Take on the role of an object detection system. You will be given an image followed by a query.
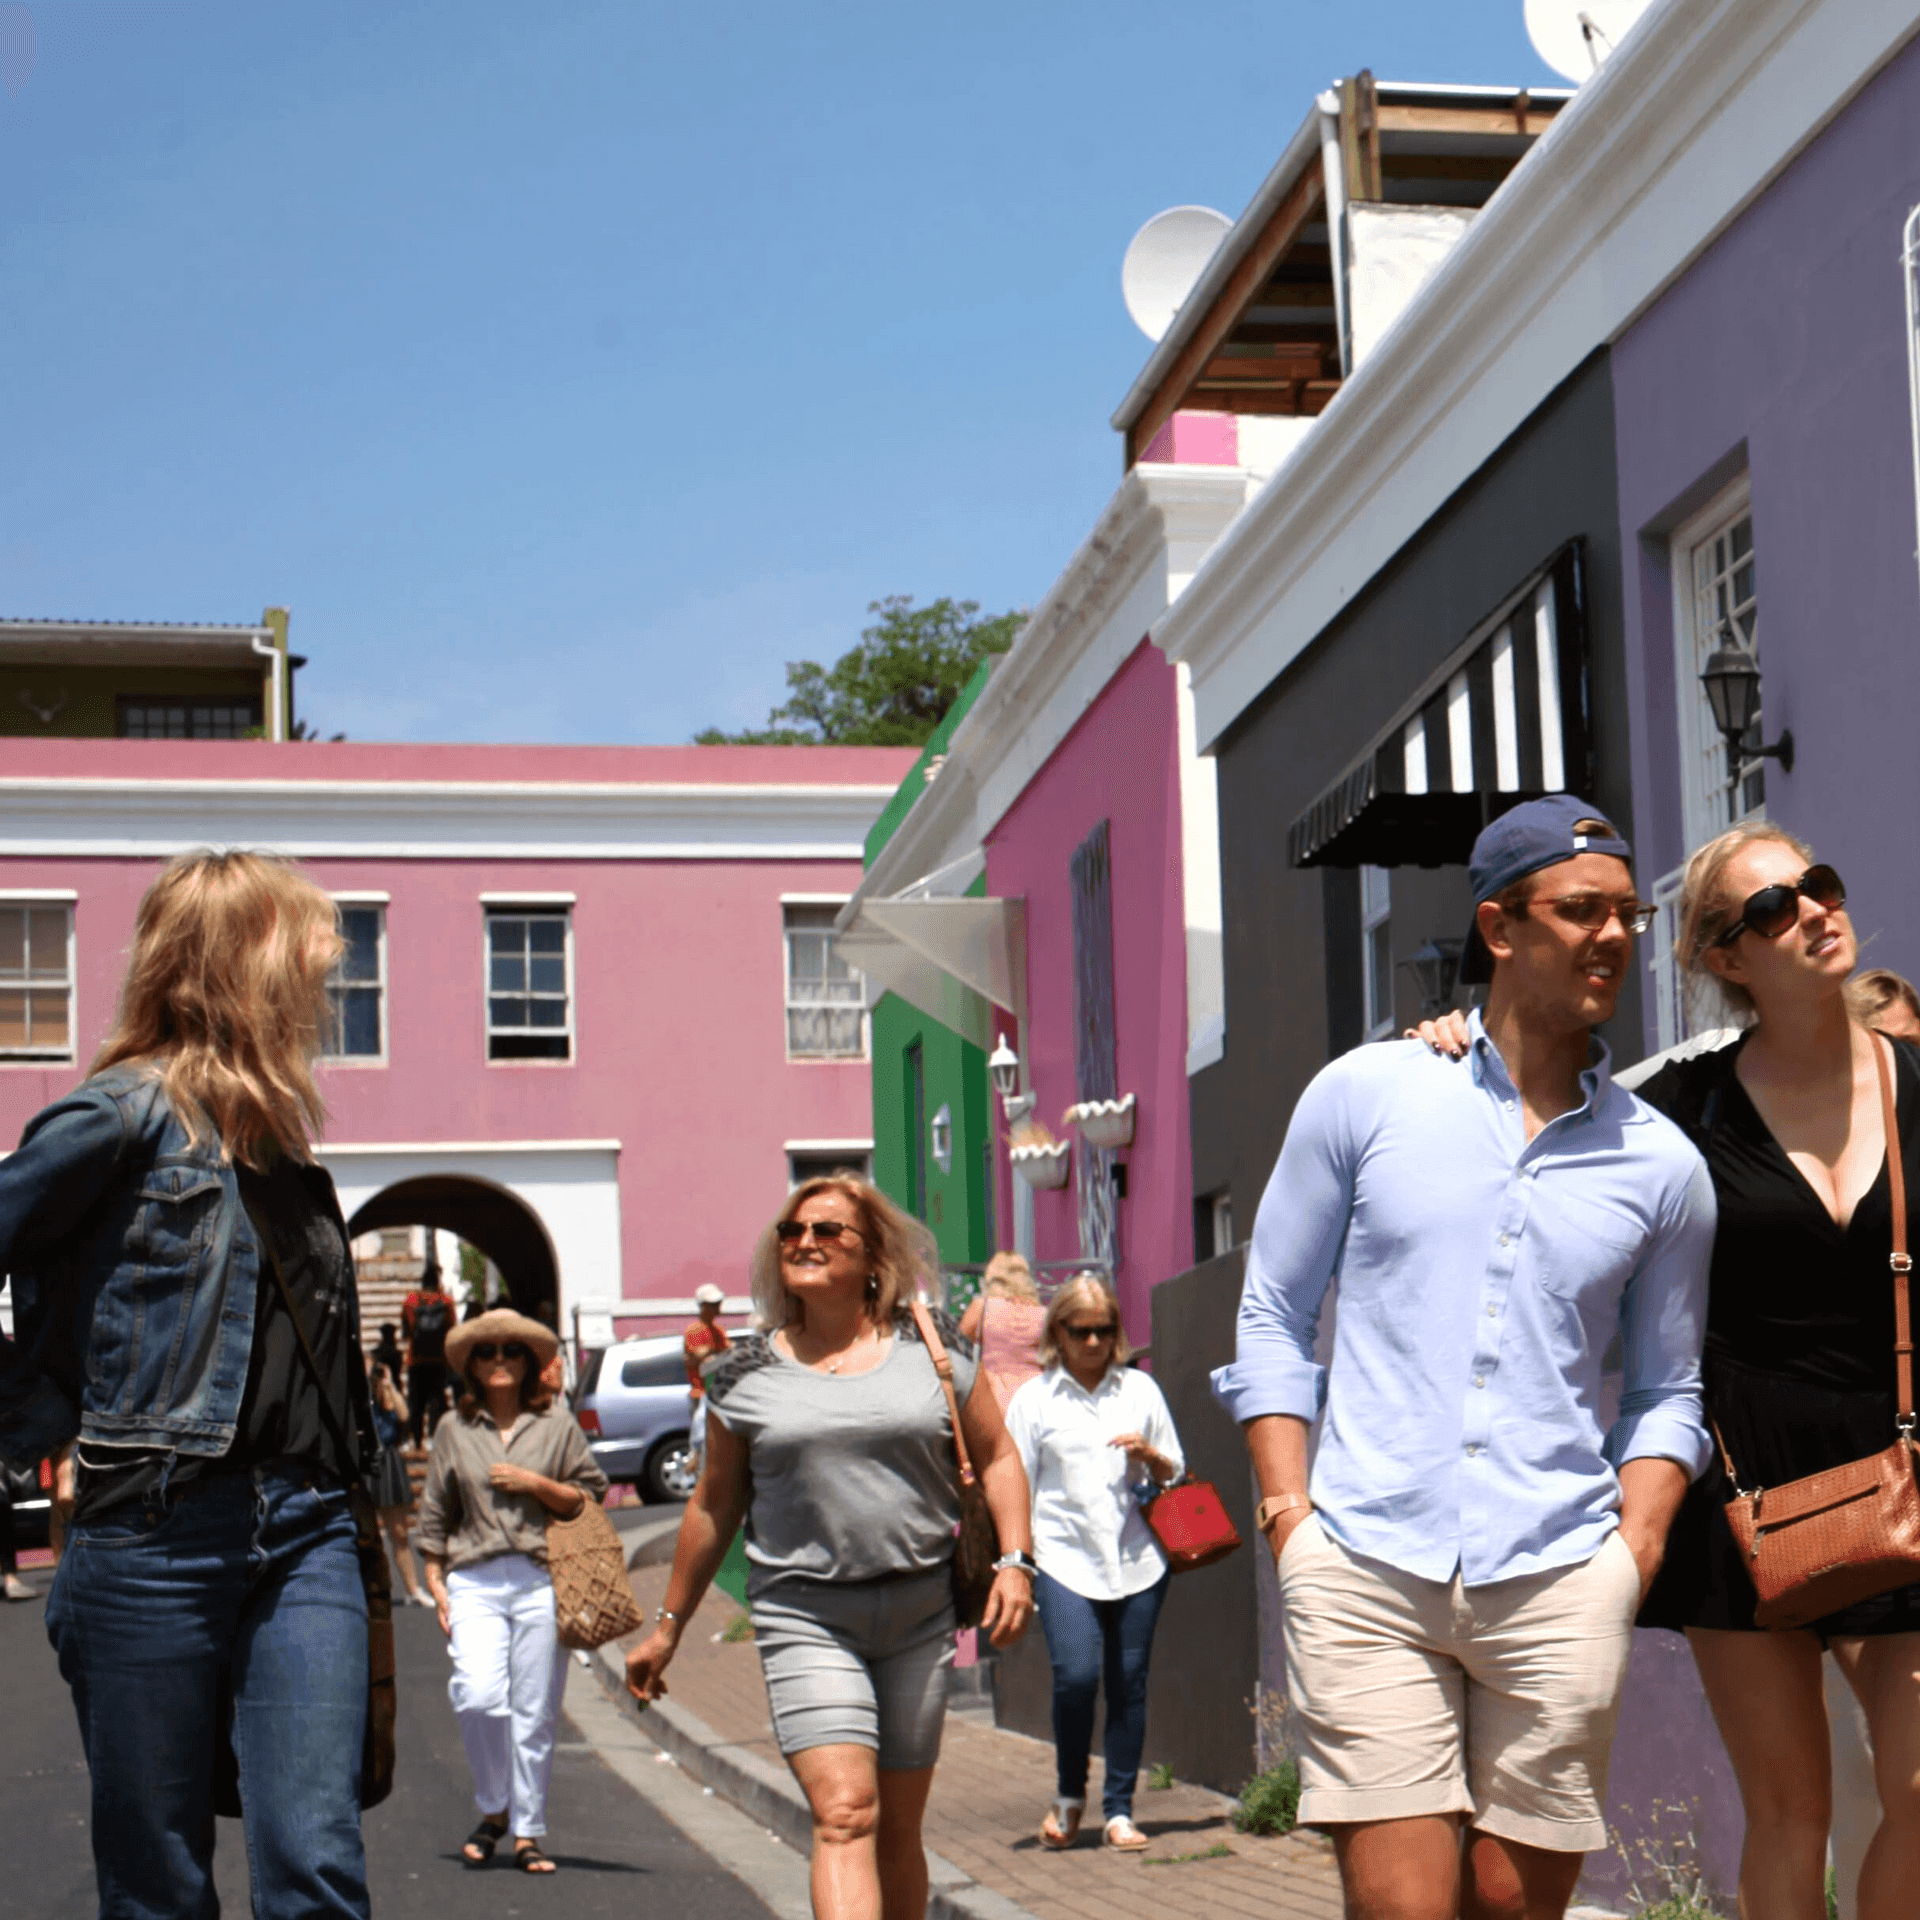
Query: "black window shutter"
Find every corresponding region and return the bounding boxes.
[1071,821,1117,1104]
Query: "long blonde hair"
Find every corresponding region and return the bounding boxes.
[1038,1273,1131,1369]
[981,1250,1039,1304]
[92,850,343,1167]
[748,1173,938,1330]
[1673,821,1816,1020]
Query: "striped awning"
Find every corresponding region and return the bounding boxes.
[1287,543,1591,869]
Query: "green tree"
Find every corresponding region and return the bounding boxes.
[696,595,1026,746]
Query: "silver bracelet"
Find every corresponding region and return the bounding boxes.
[993,1551,1037,1576]
[656,1606,681,1626]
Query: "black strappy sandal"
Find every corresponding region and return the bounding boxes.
[513,1840,556,1874]
[461,1818,508,1867]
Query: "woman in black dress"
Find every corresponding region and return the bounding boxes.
[1630,823,1920,1920]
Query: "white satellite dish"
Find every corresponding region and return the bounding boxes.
[1524,0,1652,83]
[1122,205,1232,342]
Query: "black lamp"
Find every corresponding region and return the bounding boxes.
[1699,624,1793,787]
[1403,938,1463,1017]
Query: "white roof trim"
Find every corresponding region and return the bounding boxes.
[321,1139,621,1155]
[783,1138,876,1152]
[1153,0,1920,749]
[479,892,576,906]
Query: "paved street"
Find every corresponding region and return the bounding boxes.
[0,1558,783,1920]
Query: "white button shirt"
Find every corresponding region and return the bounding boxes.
[1005,1363,1185,1601]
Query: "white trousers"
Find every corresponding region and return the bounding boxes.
[446,1553,569,1837]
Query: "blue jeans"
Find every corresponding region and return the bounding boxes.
[1033,1566,1170,1821]
[45,1464,370,1920]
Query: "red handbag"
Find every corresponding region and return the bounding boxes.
[1146,1476,1243,1573]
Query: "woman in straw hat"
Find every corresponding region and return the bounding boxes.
[626,1174,1037,1920]
[2,849,377,1918]
[418,1306,607,1874]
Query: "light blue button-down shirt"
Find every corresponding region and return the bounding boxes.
[1212,1011,1716,1586]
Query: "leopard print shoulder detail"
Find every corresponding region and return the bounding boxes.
[703,1331,779,1405]
[894,1302,976,1362]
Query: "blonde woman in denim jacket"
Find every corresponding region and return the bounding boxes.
[0,851,376,1920]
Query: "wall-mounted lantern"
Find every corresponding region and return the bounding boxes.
[988,1033,1033,1121]
[1700,624,1793,793]
[1402,938,1463,1018]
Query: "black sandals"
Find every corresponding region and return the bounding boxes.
[461,1818,508,1867]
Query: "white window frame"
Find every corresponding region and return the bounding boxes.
[783,900,869,1063]
[787,1143,874,1187]
[484,905,575,1065]
[0,892,77,1065]
[1670,477,1762,857]
[322,899,387,1066]
[1360,865,1394,1041]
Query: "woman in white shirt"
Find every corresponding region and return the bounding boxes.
[1004,1274,1183,1853]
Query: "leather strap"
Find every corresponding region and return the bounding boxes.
[1874,1034,1914,1425]
[908,1299,978,1492]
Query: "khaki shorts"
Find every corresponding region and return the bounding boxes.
[1278,1515,1640,1852]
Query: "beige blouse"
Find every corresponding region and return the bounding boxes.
[415,1402,609,1574]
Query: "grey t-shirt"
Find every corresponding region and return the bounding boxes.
[704,1305,979,1594]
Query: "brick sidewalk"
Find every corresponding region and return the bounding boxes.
[619,1564,1344,1920]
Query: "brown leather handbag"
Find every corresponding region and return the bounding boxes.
[1717,1036,1920,1630]
[910,1300,1000,1628]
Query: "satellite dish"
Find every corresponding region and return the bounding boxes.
[1122,206,1232,342]
[1524,0,1652,83]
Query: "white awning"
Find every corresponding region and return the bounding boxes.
[832,895,1025,1053]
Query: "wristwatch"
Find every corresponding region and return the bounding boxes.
[1255,1494,1310,1535]
[992,1550,1038,1576]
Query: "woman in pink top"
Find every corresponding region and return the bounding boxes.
[958,1253,1047,1411]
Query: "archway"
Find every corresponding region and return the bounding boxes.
[346,1175,560,1325]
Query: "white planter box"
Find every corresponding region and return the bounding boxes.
[1010,1141,1072,1190]
[1065,1093,1136,1150]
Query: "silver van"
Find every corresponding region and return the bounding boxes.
[574,1334,700,1503]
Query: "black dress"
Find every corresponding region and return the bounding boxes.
[1637,1031,1920,1639]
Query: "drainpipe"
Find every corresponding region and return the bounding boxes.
[1318,90,1353,378]
[251,628,286,741]
[1905,205,1920,615]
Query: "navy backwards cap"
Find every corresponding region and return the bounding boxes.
[1457,795,1633,986]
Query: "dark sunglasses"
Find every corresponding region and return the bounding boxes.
[1523,893,1657,936]
[1063,1322,1118,1341]
[471,1341,530,1363]
[775,1219,863,1247]
[1715,865,1847,947]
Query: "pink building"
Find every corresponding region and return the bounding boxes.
[0,738,914,1346]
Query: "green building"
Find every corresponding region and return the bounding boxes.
[857,664,997,1291]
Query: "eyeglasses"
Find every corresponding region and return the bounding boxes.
[1523,894,1657,936]
[1715,865,1847,947]
[471,1342,530,1363]
[775,1220,863,1247]
[1063,1322,1118,1342]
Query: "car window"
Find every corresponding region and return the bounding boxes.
[621,1352,688,1390]
[577,1349,604,1398]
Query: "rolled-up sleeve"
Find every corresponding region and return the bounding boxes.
[1210,1063,1358,1426]
[1606,1152,1716,1480]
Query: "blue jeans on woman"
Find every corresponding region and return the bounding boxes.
[45,1463,370,1920]
[1033,1565,1171,1821]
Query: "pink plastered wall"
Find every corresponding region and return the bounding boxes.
[1135,410,1238,467]
[982,638,1194,1346]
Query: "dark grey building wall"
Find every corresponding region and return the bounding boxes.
[1192,349,1635,1218]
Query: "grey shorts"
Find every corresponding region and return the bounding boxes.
[751,1568,955,1771]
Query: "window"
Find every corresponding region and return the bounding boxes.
[784,904,867,1059]
[323,905,385,1060]
[1194,1189,1234,1263]
[788,1147,873,1187]
[1674,486,1761,854]
[0,902,74,1060]
[1360,865,1393,1040]
[378,1229,412,1258]
[117,697,262,740]
[620,1352,690,1390]
[486,909,572,1061]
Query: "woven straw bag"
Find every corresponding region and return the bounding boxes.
[547,1497,645,1650]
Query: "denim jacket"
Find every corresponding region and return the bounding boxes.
[0,1066,359,1471]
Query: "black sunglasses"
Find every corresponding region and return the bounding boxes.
[775,1220,862,1246]
[1063,1322,1118,1341]
[1715,864,1847,947]
[471,1341,530,1363]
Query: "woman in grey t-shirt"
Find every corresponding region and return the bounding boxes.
[626,1175,1036,1920]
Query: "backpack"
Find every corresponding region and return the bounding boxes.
[411,1293,451,1361]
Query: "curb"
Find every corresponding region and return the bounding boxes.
[589,1643,1039,1920]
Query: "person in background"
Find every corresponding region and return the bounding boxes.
[2,848,377,1918]
[957,1251,1046,1411]
[683,1282,732,1476]
[418,1307,607,1875]
[1846,967,1920,1043]
[403,1253,455,1447]
[368,1355,431,1608]
[1005,1273,1182,1852]
[372,1322,406,1387]
[1,1458,32,1601]
[626,1175,1036,1920]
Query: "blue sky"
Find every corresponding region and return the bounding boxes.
[0,2,1562,743]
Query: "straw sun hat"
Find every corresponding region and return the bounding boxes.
[445,1307,560,1376]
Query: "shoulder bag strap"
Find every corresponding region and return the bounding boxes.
[1873,1035,1915,1430]
[241,1189,370,1491]
[908,1300,978,1491]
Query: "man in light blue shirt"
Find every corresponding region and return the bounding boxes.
[1214,796,1714,1920]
